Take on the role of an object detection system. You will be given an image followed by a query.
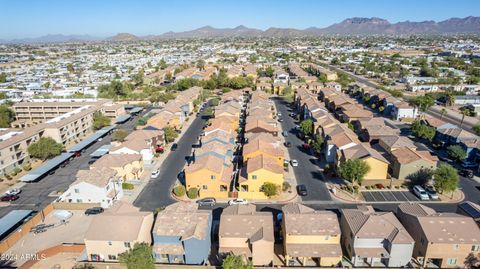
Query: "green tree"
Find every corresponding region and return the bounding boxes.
[0,105,15,128]
[118,243,154,269]
[27,137,63,160]
[446,145,467,162]
[66,63,75,73]
[112,129,129,142]
[0,92,7,100]
[433,164,459,194]
[409,95,435,117]
[411,120,436,141]
[299,119,314,137]
[0,73,7,83]
[173,185,186,197]
[196,59,206,71]
[339,159,370,186]
[312,135,324,154]
[203,107,214,117]
[222,254,253,269]
[262,182,279,198]
[460,108,472,128]
[440,108,447,120]
[187,187,199,199]
[132,68,144,85]
[98,80,131,99]
[163,126,178,143]
[473,124,480,136]
[93,112,111,130]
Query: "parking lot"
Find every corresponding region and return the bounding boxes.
[362,190,424,202]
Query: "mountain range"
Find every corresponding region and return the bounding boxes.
[3,16,480,44]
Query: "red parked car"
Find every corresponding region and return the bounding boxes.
[1,195,19,201]
[302,143,311,149]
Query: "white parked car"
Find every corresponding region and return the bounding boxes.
[277,112,282,117]
[228,198,248,205]
[5,188,21,196]
[413,185,429,201]
[151,170,160,179]
[291,160,299,167]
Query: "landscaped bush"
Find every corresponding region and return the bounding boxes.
[122,182,134,190]
[22,164,32,171]
[187,187,198,199]
[282,182,291,192]
[13,167,22,174]
[173,185,186,197]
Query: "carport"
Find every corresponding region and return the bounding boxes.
[115,114,131,124]
[67,125,116,153]
[0,210,33,240]
[20,152,74,182]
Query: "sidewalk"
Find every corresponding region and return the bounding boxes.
[122,114,198,203]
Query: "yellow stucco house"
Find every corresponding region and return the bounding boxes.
[282,203,342,267]
[339,143,390,182]
[90,154,143,181]
[242,138,284,166]
[238,155,284,199]
[185,154,233,198]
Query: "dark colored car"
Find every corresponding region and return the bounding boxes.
[196,197,216,207]
[459,169,474,178]
[284,141,292,147]
[171,143,178,151]
[296,184,307,196]
[1,194,19,201]
[85,207,104,216]
[88,159,97,164]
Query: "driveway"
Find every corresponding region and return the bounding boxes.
[273,97,332,202]
[133,106,210,211]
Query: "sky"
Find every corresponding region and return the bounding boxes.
[2,0,480,39]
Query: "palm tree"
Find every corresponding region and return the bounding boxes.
[445,91,455,107]
[440,108,447,120]
[460,108,472,128]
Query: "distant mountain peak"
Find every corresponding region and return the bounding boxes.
[109,33,138,41]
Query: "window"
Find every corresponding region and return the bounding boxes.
[108,255,117,260]
[252,175,257,180]
[76,199,82,203]
[447,258,457,265]
[220,185,227,192]
[420,238,425,245]
[472,245,480,252]
[74,188,80,193]
[202,185,208,190]
[108,241,112,246]
[124,242,131,248]
[210,175,216,180]
[454,244,459,250]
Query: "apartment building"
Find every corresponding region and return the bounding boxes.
[11,99,111,125]
[0,105,98,176]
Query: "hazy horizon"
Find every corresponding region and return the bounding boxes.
[1,0,480,39]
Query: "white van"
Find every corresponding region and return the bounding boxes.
[413,185,429,201]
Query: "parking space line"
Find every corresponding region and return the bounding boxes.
[400,191,412,201]
[390,191,399,201]
[378,191,388,201]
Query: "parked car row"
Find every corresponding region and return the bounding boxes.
[413,185,438,201]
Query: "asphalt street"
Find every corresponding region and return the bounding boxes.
[133,107,210,211]
[0,109,148,218]
[273,97,332,202]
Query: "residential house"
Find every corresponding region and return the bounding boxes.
[390,147,438,180]
[219,204,274,266]
[152,202,212,265]
[185,154,233,198]
[341,205,414,267]
[238,154,284,199]
[58,167,123,208]
[84,202,154,262]
[378,135,417,154]
[282,203,342,267]
[339,143,390,181]
[242,137,284,166]
[397,203,480,268]
[90,154,143,181]
[110,129,164,165]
